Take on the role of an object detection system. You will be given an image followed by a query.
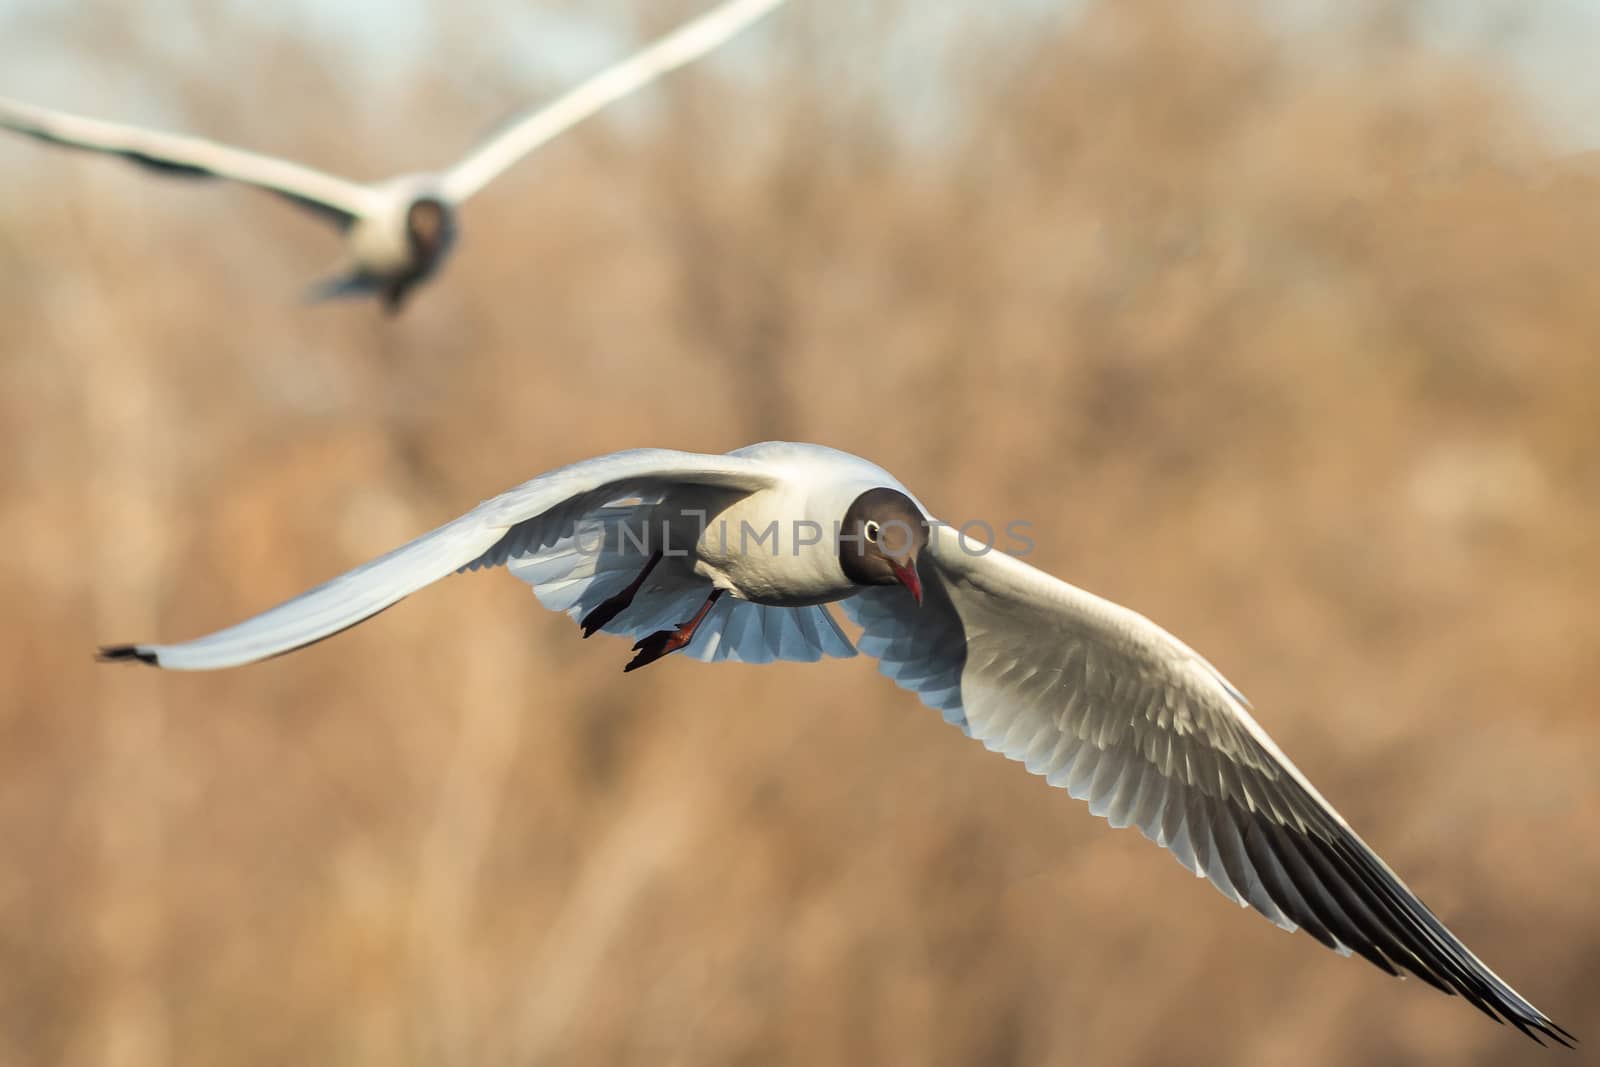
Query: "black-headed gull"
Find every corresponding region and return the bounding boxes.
[0,0,784,312]
[98,441,1571,1045]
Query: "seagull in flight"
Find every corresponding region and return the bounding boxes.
[99,441,1574,1046]
[0,0,786,312]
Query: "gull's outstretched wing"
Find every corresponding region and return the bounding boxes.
[100,449,779,671]
[440,0,786,202]
[843,524,1572,1046]
[0,95,376,224]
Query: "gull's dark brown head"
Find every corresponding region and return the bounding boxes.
[405,197,454,266]
[839,487,927,604]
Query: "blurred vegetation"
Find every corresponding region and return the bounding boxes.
[0,0,1596,1064]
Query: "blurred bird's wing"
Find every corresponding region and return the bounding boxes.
[100,449,780,671]
[0,95,377,225]
[439,0,786,203]
[843,523,1572,1046]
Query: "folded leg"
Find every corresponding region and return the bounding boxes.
[625,589,724,672]
[580,548,663,638]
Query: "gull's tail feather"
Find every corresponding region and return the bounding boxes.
[304,269,378,305]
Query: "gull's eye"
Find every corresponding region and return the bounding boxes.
[864,520,880,544]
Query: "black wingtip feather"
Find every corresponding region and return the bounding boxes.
[1318,836,1577,1048]
[96,644,158,665]
[1225,802,1575,1047]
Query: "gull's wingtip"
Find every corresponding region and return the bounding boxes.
[1493,1000,1576,1049]
[1540,1017,1578,1050]
[96,644,159,666]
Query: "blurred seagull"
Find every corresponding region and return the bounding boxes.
[98,441,1573,1046]
[0,0,785,312]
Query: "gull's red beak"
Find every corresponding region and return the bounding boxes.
[889,559,922,606]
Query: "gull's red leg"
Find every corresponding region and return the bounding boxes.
[581,549,664,638]
[624,589,725,673]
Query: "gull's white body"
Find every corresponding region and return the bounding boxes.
[692,442,912,606]
[335,176,455,294]
[100,441,1570,1046]
[0,0,786,310]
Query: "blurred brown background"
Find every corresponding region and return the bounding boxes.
[1,0,1596,1063]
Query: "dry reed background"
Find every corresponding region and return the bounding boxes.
[1,0,1596,1064]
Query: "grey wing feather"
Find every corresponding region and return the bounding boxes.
[843,523,1571,1047]
[0,95,374,225]
[441,0,787,201]
[101,450,776,671]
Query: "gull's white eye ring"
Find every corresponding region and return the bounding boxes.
[864,520,881,544]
